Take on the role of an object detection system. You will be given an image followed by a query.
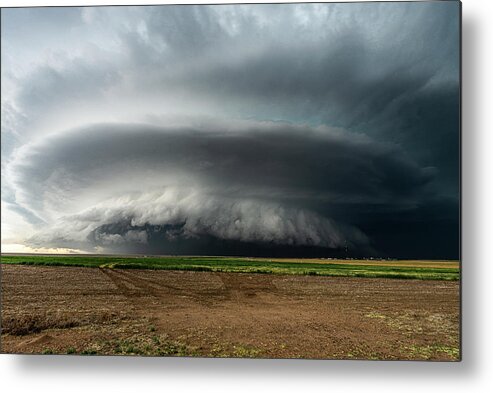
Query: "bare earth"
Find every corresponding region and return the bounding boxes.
[0,264,460,360]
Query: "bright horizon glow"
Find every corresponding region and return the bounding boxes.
[1,243,86,254]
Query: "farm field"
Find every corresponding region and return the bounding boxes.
[0,254,460,281]
[0,260,460,360]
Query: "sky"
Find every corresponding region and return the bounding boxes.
[0,2,460,258]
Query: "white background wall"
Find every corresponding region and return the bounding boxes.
[0,0,491,392]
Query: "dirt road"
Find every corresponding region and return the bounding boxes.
[0,264,460,360]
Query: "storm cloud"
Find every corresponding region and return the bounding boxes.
[1,2,460,258]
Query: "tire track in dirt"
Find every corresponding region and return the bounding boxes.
[115,270,229,307]
[105,269,163,297]
[111,269,188,293]
[102,268,276,305]
[99,268,134,297]
[101,269,216,306]
[99,268,159,298]
[110,269,245,306]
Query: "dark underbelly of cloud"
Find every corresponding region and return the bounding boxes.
[7,120,440,256]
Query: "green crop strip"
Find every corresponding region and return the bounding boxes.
[0,255,459,281]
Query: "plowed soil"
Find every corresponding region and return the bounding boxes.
[0,264,460,360]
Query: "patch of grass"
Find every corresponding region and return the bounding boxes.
[107,335,198,356]
[157,341,194,356]
[365,310,459,345]
[0,255,459,281]
[209,344,229,358]
[66,347,76,354]
[41,348,54,355]
[208,343,262,358]
[80,349,99,355]
[404,344,460,360]
[336,347,388,361]
[232,345,262,358]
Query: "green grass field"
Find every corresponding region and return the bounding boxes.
[0,254,459,281]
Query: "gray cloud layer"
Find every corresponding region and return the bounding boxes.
[1,3,460,257]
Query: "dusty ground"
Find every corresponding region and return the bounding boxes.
[0,264,460,360]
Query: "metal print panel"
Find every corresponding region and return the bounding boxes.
[0,1,461,360]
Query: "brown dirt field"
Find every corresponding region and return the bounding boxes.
[0,264,460,360]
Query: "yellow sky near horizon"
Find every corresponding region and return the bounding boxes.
[0,243,86,254]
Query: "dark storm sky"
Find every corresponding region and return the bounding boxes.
[1,2,460,258]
